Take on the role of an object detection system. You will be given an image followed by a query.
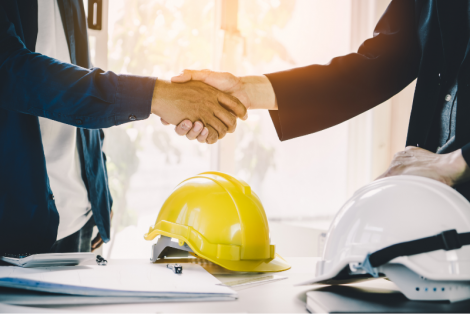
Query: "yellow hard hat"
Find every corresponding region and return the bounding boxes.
[144,171,290,272]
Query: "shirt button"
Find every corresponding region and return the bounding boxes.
[445,94,452,101]
[128,115,137,121]
[76,119,83,125]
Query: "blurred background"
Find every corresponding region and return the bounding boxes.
[84,0,416,258]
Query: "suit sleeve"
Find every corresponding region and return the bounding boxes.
[0,5,155,129]
[461,144,470,167]
[265,0,420,141]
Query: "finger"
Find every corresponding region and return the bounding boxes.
[171,70,193,83]
[217,92,248,120]
[197,127,209,143]
[171,69,211,83]
[175,120,193,136]
[161,118,170,126]
[214,108,237,133]
[186,121,204,140]
[394,150,411,158]
[91,241,103,252]
[91,235,104,251]
[405,146,423,156]
[207,117,228,140]
[205,125,219,144]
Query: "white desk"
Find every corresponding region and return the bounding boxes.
[1,257,321,313]
[24,257,318,314]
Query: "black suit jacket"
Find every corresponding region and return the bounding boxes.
[266,0,470,199]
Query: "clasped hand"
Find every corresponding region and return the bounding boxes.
[151,78,247,144]
[157,69,276,143]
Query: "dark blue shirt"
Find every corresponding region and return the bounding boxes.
[435,81,458,153]
[0,1,156,253]
[431,0,469,155]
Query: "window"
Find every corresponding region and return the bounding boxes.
[232,1,353,222]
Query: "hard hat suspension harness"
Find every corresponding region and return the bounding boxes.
[358,229,470,277]
[150,236,194,262]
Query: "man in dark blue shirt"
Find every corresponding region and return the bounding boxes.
[0,1,247,254]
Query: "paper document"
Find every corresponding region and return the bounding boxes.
[0,253,95,267]
[0,304,93,314]
[0,262,236,300]
[217,275,287,287]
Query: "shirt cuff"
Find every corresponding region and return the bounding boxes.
[114,74,156,125]
[461,143,470,166]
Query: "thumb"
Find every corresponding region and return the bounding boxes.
[171,69,212,83]
[171,69,193,83]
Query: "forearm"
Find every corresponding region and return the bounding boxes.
[0,50,154,128]
[1,7,154,129]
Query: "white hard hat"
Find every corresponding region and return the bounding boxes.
[300,175,470,302]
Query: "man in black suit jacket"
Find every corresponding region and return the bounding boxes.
[170,0,470,199]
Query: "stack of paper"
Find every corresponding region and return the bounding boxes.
[0,253,95,267]
[0,303,66,313]
[0,262,236,302]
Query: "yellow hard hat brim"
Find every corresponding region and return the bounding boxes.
[210,253,291,273]
[145,229,291,273]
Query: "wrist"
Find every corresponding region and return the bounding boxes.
[445,149,470,185]
[240,75,277,110]
[151,79,167,117]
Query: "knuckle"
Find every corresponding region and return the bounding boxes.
[241,106,247,116]
[210,132,219,142]
[219,127,228,138]
[207,136,217,144]
[226,117,236,133]
[228,123,236,133]
[394,151,405,158]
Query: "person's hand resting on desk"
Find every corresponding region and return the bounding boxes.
[159,70,276,141]
[376,146,470,186]
[153,78,247,144]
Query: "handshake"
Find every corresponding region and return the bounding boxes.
[151,70,277,144]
